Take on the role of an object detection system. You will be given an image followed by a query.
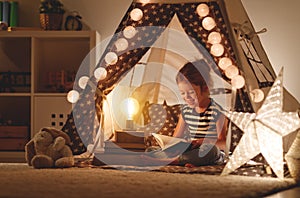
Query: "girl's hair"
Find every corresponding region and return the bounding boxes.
[176,59,212,91]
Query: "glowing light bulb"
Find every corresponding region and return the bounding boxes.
[225,65,239,79]
[210,43,224,57]
[78,76,89,89]
[218,57,232,70]
[231,75,245,89]
[250,89,265,103]
[123,26,137,39]
[67,90,79,104]
[208,32,222,44]
[121,97,140,120]
[115,38,128,52]
[94,67,107,81]
[197,4,209,17]
[105,52,118,65]
[202,17,216,31]
[121,97,140,129]
[130,8,143,21]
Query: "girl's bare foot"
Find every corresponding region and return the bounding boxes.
[184,163,196,168]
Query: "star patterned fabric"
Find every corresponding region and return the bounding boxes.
[61,1,270,164]
[221,68,300,178]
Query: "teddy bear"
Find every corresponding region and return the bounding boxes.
[25,127,74,169]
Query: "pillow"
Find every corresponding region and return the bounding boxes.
[140,100,181,147]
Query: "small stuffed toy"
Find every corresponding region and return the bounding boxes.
[25,127,74,169]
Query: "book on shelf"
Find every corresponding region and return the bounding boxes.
[152,133,190,151]
[2,1,9,25]
[1,1,18,27]
[9,1,18,27]
[0,1,3,21]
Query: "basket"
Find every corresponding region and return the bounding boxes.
[40,13,63,30]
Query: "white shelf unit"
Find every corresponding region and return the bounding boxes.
[0,30,100,162]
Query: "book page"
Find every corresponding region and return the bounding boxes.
[152,133,189,151]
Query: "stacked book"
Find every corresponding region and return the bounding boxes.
[104,130,146,153]
[0,1,18,27]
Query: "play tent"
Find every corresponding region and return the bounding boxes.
[62,0,299,162]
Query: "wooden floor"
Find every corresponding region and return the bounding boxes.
[266,185,300,197]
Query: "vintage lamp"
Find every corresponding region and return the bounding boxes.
[121,97,140,130]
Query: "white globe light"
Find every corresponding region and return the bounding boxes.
[202,17,216,31]
[197,4,209,17]
[78,76,89,89]
[115,38,128,52]
[130,8,143,21]
[140,0,150,4]
[210,43,224,57]
[208,32,222,44]
[250,89,265,103]
[123,26,137,39]
[105,52,118,65]
[225,65,239,79]
[94,67,107,81]
[67,90,79,104]
[231,75,245,89]
[218,57,232,70]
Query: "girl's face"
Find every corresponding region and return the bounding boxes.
[178,81,203,108]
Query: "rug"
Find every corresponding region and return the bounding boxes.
[90,154,281,177]
[0,163,297,198]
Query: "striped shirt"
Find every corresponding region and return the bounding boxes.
[181,99,222,140]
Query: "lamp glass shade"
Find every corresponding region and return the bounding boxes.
[121,97,140,120]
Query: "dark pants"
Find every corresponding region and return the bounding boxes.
[146,143,220,166]
[178,144,220,166]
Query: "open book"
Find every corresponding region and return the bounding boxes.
[152,133,190,151]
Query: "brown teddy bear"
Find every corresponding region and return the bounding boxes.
[25,127,74,169]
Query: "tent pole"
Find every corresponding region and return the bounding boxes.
[225,88,237,157]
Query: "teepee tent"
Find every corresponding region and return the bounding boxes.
[62,0,299,163]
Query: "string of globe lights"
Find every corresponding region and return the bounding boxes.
[67,0,264,105]
[196,2,265,104]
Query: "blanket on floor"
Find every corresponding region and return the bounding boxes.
[76,156,290,178]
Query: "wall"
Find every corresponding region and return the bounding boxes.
[62,0,132,38]
[241,0,300,102]
[12,0,300,102]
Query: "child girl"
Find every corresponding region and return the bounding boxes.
[143,60,228,167]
